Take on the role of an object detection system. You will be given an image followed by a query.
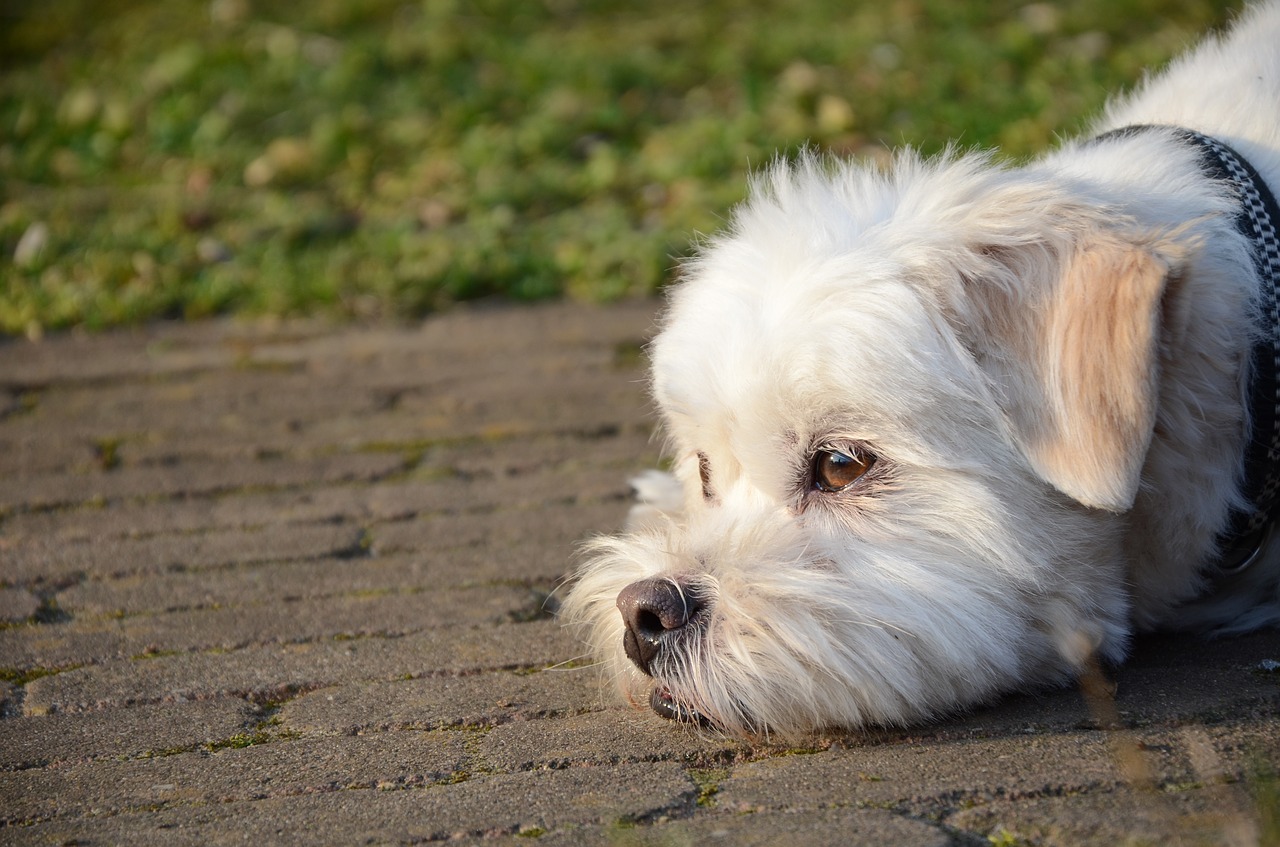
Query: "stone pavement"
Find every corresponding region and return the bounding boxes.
[0,300,1277,846]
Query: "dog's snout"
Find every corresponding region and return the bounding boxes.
[616,578,702,675]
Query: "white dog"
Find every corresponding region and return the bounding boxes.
[561,3,1280,736]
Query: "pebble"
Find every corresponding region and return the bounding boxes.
[13,221,49,268]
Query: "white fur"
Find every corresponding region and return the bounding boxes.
[561,3,1280,737]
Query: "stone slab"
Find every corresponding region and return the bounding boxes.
[0,697,258,769]
[523,806,954,847]
[0,732,470,824]
[7,523,365,585]
[10,761,696,845]
[21,620,580,714]
[278,667,602,734]
[0,588,40,623]
[0,452,406,513]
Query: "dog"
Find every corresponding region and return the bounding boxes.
[560,3,1280,737]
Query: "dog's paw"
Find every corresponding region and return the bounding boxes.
[624,469,685,531]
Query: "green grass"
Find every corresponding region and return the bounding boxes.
[0,0,1240,335]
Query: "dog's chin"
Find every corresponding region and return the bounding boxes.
[648,685,712,727]
[642,679,763,735]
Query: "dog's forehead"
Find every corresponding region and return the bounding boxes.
[652,252,968,431]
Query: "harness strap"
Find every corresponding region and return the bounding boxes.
[1093,125,1280,571]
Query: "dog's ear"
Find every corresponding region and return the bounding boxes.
[968,235,1171,512]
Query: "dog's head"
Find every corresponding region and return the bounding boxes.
[562,150,1186,736]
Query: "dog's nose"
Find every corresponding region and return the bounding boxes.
[616,578,703,675]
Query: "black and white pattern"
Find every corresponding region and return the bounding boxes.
[1181,129,1280,556]
[1098,125,1280,567]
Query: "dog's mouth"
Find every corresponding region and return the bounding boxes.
[649,685,712,727]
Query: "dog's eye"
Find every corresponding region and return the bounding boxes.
[812,447,874,492]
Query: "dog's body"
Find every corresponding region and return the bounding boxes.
[562,3,1280,736]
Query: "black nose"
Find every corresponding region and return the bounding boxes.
[616,578,703,675]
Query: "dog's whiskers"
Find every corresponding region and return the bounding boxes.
[542,655,601,672]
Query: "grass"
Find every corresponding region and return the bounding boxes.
[0,665,78,686]
[688,766,731,807]
[0,0,1241,336]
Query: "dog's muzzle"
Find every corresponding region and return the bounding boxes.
[615,577,704,676]
[616,577,713,725]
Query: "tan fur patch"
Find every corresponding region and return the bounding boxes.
[1029,240,1169,510]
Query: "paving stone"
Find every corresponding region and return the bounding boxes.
[240,301,652,374]
[480,707,749,771]
[0,697,258,769]
[524,806,953,847]
[435,426,661,476]
[0,315,378,390]
[0,366,647,476]
[2,432,653,543]
[0,451,405,512]
[21,620,580,714]
[716,719,1280,828]
[3,484,373,543]
[2,584,542,669]
[1103,633,1280,726]
[52,544,573,618]
[279,668,602,734]
[848,629,1280,743]
[295,388,649,454]
[0,587,40,623]
[421,300,655,351]
[1162,721,1280,787]
[7,522,365,585]
[0,627,131,671]
[0,323,237,389]
[716,731,1129,813]
[369,500,626,557]
[15,369,385,443]
[945,781,1268,847]
[0,731,471,824]
[0,386,18,418]
[12,761,696,845]
[0,373,360,476]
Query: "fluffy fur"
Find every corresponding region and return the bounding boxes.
[560,3,1280,737]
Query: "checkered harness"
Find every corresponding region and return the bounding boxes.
[1096,125,1280,572]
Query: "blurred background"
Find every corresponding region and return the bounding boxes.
[0,0,1239,337]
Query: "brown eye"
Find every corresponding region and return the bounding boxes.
[812,447,874,492]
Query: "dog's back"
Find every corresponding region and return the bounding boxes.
[1101,2,1280,188]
